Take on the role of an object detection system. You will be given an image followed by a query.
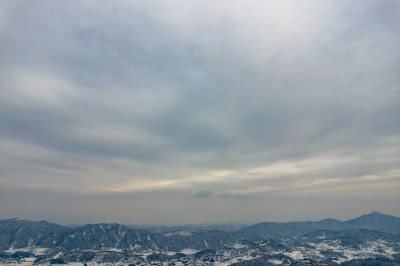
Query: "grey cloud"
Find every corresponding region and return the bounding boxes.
[0,0,399,223]
[194,190,214,199]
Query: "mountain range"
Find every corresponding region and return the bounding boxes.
[0,212,399,265]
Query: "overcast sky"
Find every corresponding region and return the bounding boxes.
[0,0,399,225]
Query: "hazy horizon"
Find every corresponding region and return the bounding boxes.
[1,0,399,225]
[3,211,397,227]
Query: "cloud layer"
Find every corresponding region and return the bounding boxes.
[0,0,399,224]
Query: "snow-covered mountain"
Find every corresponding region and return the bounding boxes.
[1,212,399,265]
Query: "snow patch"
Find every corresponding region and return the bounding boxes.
[53,252,63,259]
[165,231,192,236]
[107,248,123,252]
[283,250,304,260]
[180,248,199,255]
[268,258,284,264]
[233,243,247,249]
[32,247,49,256]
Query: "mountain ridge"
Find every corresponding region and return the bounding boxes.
[1,212,399,265]
[238,211,400,239]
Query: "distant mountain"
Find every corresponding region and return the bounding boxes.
[0,219,247,253]
[238,212,400,240]
[0,212,399,265]
[58,223,162,251]
[346,211,400,235]
[133,223,248,233]
[237,218,352,240]
[0,218,68,250]
[301,228,399,248]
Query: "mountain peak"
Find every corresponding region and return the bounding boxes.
[356,211,395,220]
[346,212,400,235]
[368,211,385,216]
[347,211,397,221]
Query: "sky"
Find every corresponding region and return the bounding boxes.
[0,0,399,225]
